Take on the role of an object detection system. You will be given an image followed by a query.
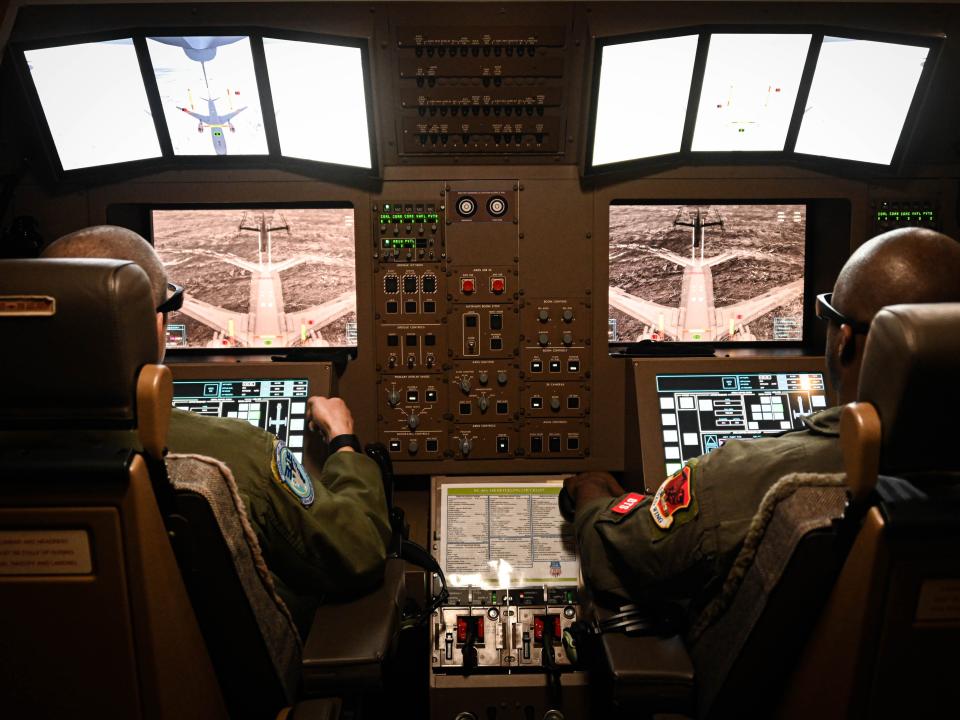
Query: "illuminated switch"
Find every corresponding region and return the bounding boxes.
[389,440,401,452]
[425,390,438,402]
[423,300,437,313]
[567,436,580,450]
[496,401,509,414]
[403,275,418,293]
[460,401,472,415]
[496,436,510,453]
[490,338,503,350]
[549,360,561,372]
[384,275,399,293]
[425,333,436,346]
[461,278,476,294]
[567,396,580,409]
[426,438,439,453]
[490,313,503,330]
[386,300,399,314]
[530,435,543,453]
[404,300,418,313]
[387,334,399,347]
[530,360,543,373]
[422,275,437,293]
[548,435,562,452]
[531,396,543,409]
[567,359,580,373]
[464,314,478,328]
[406,334,417,346]
[490,276,506,294]
[407,390,419,402]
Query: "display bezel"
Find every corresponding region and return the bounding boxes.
[10,25,380,187]
[606,198,815,351]
[632,355,835,490]
[583,24,943,181]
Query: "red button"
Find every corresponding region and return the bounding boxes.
[491,277,505,294]
[461,278,475,294]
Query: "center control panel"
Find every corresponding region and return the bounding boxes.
[432,586,580,671]
[375,180,591,463]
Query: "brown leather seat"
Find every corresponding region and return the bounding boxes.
[0,258,229,719]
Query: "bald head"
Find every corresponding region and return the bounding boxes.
[42,225,168,307]
[833,227,960,323]
[826,227,960,402]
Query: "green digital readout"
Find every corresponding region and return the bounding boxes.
[875,208,935,224]
[382,238,418,248]
[379,212,439,224]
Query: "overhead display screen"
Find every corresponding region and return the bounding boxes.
[153,207,357,349]
[24,39,162,171]
[692,34,811,152]
[794,37,929,164]
[263,38,372,168]
[655,371,829,475]
[608,203,806,343]
[592,35,699,165]
[146,36,268,156]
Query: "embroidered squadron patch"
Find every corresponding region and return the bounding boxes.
[649,465,693,530]
[612,492,645,516]
[272,440,315,508]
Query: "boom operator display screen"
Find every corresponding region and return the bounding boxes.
[172,378,309,461]
[656,372,828,475]
[608,203,805,344]
[153,207,357,349]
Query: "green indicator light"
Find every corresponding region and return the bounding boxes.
[384,204,391,210]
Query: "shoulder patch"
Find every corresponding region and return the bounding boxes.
[650,464,694,530]
[611,492,645,516]
[271,440,315,508]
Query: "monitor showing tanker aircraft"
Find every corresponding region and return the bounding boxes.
[153,207,358,349]
[608,203,806,343]
[146,36,268,156]
[24,38,162,171]
[263,37,372,168]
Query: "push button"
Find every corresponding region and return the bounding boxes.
[461,278,476,294]
[491,276,506,294]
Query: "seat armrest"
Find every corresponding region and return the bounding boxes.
[301,558,405,695]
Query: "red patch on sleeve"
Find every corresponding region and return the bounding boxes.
[611,492,645,515]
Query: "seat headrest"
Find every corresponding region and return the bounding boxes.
[858,303,960,475]
[0,259,159,429]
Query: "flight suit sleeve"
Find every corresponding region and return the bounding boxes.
[574,461,720,604]
[253,448,391,601]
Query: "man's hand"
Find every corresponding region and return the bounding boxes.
[564,472,626,512]
[306,397,355,452]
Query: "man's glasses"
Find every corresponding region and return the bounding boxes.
[157,282,184,314]
[815,293,870,335]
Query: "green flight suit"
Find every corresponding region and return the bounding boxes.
[575,406,843,610]
[167,409,391,636]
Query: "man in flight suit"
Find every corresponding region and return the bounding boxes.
[566,227,960,609]
[42,226,391,635]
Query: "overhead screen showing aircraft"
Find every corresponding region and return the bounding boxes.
[608,203,805,343]
[146,36,268,156]
[692,33,812,152]
[153,207,358,349]
[24,39,162,171]
[263,37,372,168]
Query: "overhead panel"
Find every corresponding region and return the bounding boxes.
[691,33,811,152]
[794,37,930,165]
[395,26,567,155]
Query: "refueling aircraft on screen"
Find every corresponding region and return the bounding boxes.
[176,212,356,347]
[151,36,248,155]
[608,207,804,341]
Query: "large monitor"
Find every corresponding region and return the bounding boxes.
[608,202,806,344]
[23,38,162,171]
[152,206,358,350]
[168,362,333,463]
[633,356,834,487]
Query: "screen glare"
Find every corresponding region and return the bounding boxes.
[692,34,811,152]
[25,39,162,171]
[795,37,929,164]
[263,38,372,168]
[592,35,699,165]
[147,36,269,156]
